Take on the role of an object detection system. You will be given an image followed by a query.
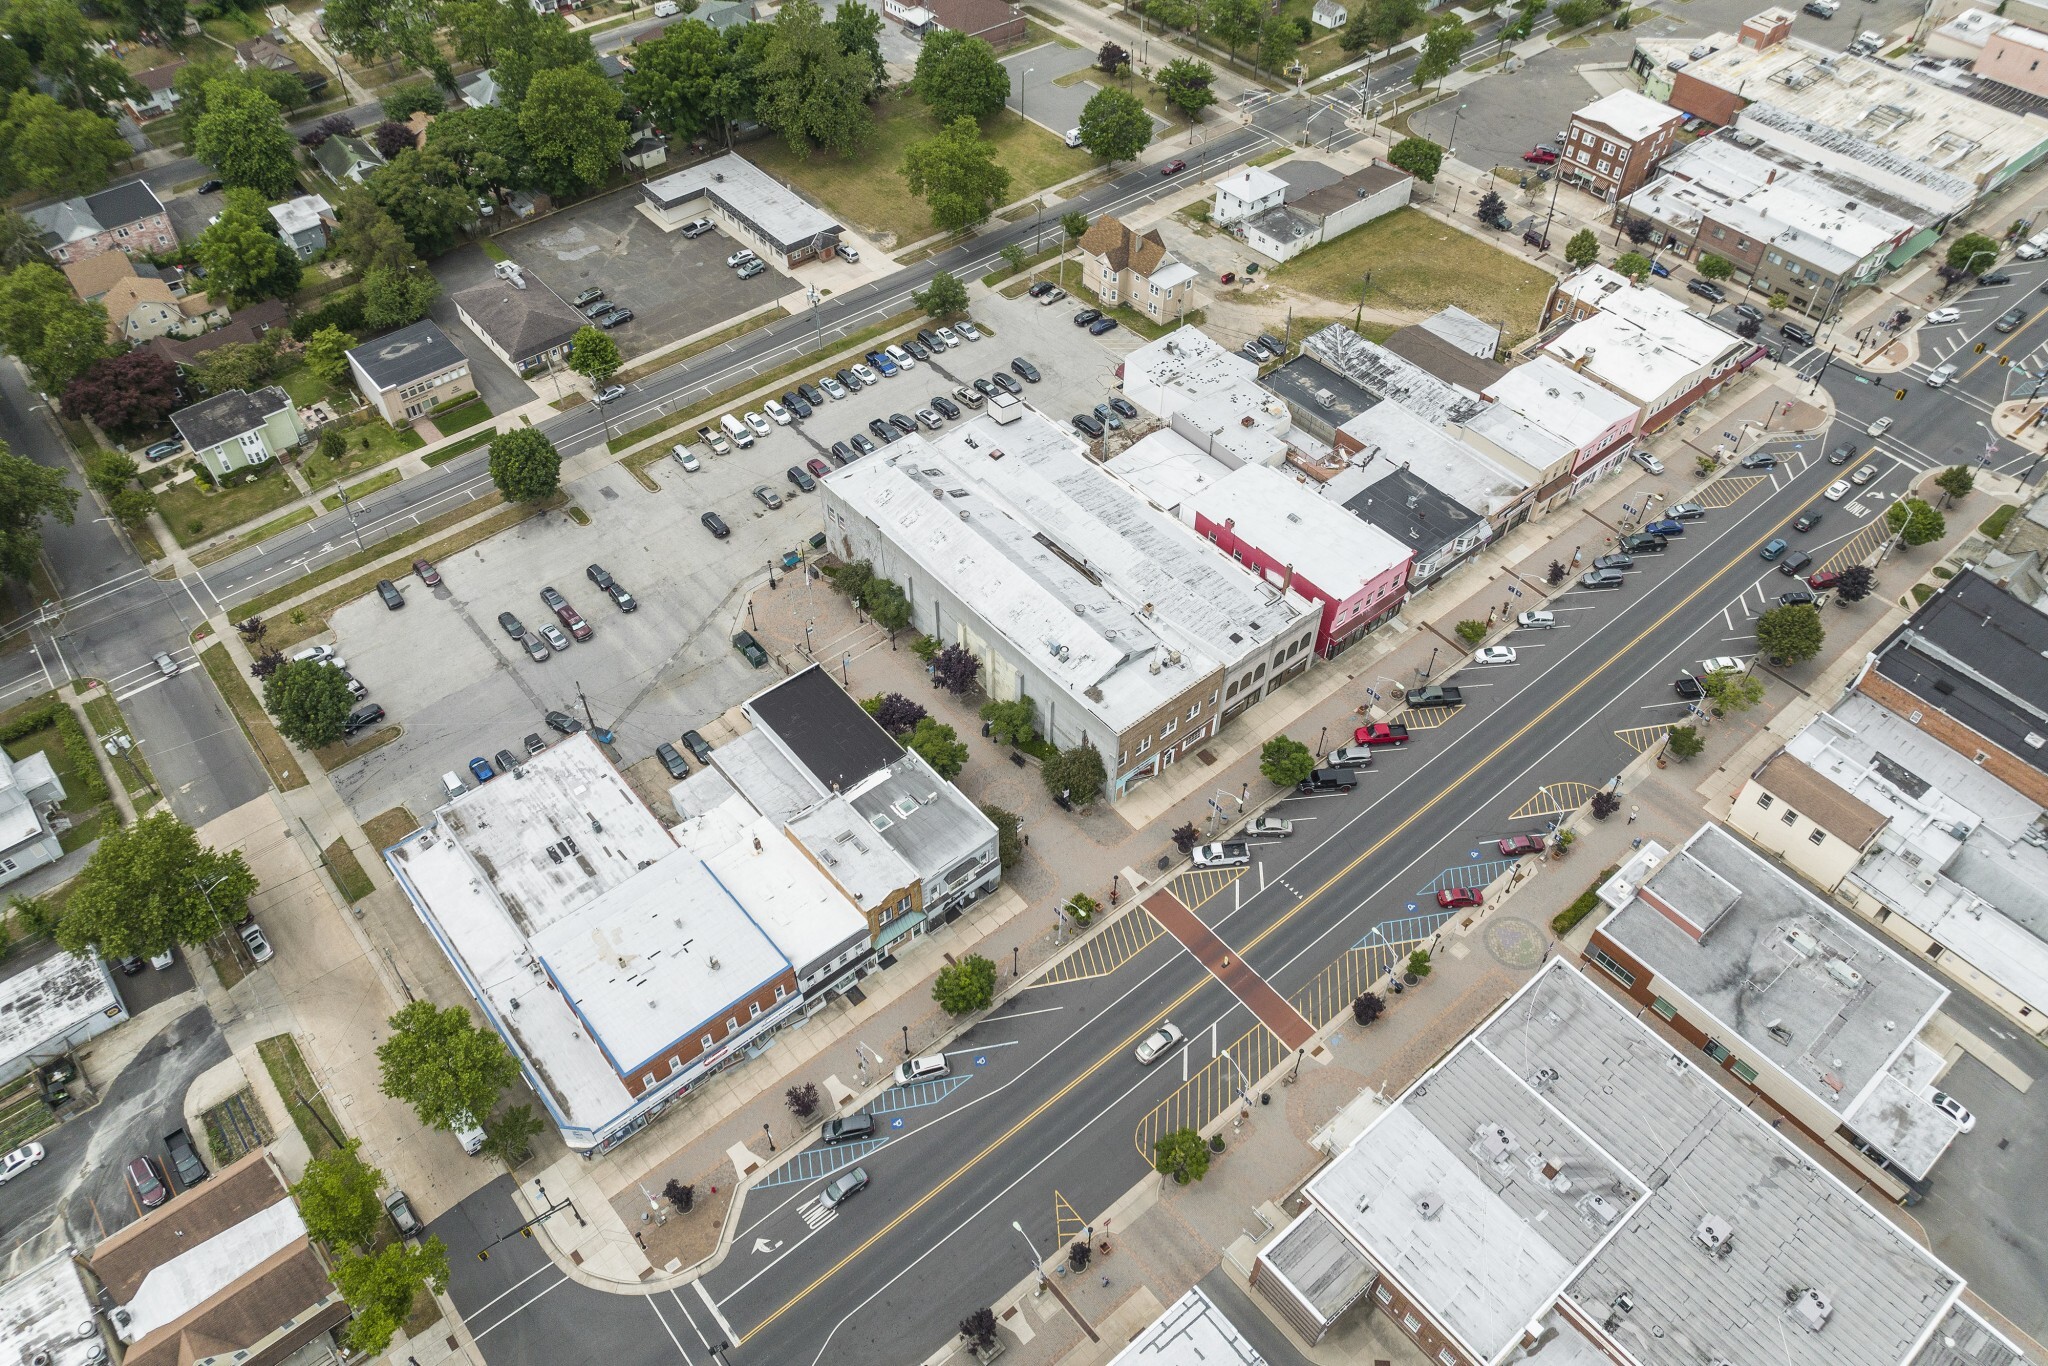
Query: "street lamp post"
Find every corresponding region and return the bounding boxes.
[1011,1220,1049,1294]
[1018,66,1035,126]
[1446,102,1467,158]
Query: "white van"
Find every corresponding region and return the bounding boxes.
[2019,231,2048,261]
[1064,128,1083,148]
[452,1111,487,1155]
[441,771,466,801]
[720,413,755,448]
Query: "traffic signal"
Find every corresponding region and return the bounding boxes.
[1896,388,1907,400]
[1976,342,1988,353]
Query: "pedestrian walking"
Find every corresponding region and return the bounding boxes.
[1101,1275,1111,1288]
[1628,806,1638,825]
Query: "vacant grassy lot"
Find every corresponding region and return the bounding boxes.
[1271,207,1554,346]
[746,95,1088,246]
[361,806,419,851]
[157,463,303,546]
[256,1034,345,1159]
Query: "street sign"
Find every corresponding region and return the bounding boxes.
[1508,585,1522,597]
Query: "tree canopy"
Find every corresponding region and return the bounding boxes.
[904,716,968,778]
[375,999,522,1132]
[932,952,996,1014]
[194,188,304,306]
[1564,229,1599,268]
[488,426,562,502]
[368,149,476,258]
[1413,18,1472,87]
[567,326,622,387]
[623,20,733,144]
[913,269,969,317]
[62,351,181,437]
[57,812,258,960]
[1259,735,1315,786]
[0,439,79,583]
[0,263,112,393]
[519,65,631,197]
[1077,86,1150,165]
[264,658,356,748]
[1885,497,1947,547]
[291,1139,387,1251]
[1755,603,1824,665]
[335,1239,450,1356]
[192,79,301,199]
[1386,135,1442,183]
[0,89,131,196]
[902,117,1012,233]
[755,0,875,157]
[911,29,1010,124]
[1155,58,1216,122]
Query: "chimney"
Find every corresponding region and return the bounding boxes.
[1281,563,1296,594]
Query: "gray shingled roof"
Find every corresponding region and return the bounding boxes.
[170,387,290,452]
[451,281,584,362]
[345,319,466,390]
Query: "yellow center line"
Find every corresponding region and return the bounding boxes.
[737,505,1802,1346]
[1954,301,2048,385]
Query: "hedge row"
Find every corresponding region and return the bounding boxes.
[0,703,108,803]
[1551,865,1620,937]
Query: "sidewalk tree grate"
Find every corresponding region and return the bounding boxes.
[1396,705,1458,729]
[1612,724,1673,755]
[1036,909,1166,986]
[1694,476,1768,509]
[1131,1022,1288,1161]
[1420,859,1514,895]
[1508,782,1602,821]
[754,1136,889,1190]
[1171,867,1247,912]
[869,1075,972,1114]
[1821,520,1889,574]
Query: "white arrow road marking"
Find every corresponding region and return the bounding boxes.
[752,1237,784,1254]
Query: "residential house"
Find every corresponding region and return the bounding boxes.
[458,68,500,108]
[122,61,186,120]
[1077,217,1198,323]
[1312,0,1348,25]
[0,745,68,895]
[821,410,1319,801]
[926,0,1026,45]
[26,182,176,265]
[62,251,141,303]
[451,281,584,373]
[268,193,335,259]
[345,320,475,425]
[87,1151,352,1366]
[140,298,286,374]
[641,154,843,266]
[0,942,124,1088]
[623,133,668,173]
[1232,162,1412,263]
[697,0,759,33]
[1211,166,1289,226]
[1561,88,1684,202]
[169,387,305,479]
[234,35,300,74]
[311,132,384,185]
[100,275,190,344]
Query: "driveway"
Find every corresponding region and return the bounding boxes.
[428,244,535,416]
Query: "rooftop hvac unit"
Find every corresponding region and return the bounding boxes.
[1826,959,1864,989]
[1785,927,1821,958]
[1585,1192,1623,1226]
[1416,1193,1443,1220]
[1475,1122,1516,1161]
[1693,1214,1735,1256]
[1788,1287,1833,1332]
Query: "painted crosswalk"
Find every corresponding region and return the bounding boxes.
[800,1198,837,1231]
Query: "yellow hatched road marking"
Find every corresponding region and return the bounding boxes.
[1613,724,1673,755]
[1399,705,1457,730]
[1053,1190,1088,1245]
[1132,1023,1287,1161]
[1508,781,1602,820]
[1695,476,1768,509]
[1289,935,1413,1029]
[1036,909,1165,986]
[1171,867,1246,912]
[1821,520,1887,574]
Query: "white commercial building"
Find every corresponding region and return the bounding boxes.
[821,409,1318,799]
[1330,401,1531,528]
[1480,353,1643,496]
[1253,959,1968,1362]
[1211,166,1288,226]
[1107,1285,1265,1364]
[1121,327,1261,422]
[385,735,862,1154]
[0,943,126,1086]
[1543,266,1752,432]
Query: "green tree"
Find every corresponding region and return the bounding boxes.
[1204,0,1263,63]
[304,326,359,387]
[291,1139,386,1251]
[1360,0,1425,48]
[1666,724,1704,760]
[1412,18,1472,88]
[1700,666,1763,713]
[376,999,522,1132]
[263,658,355,748]
[1886,497,1946,546]
[194,189,304,306]
[480,1104,546,1164]
[1564,228,1599,268]
[866,579,912,637]
[834,0,888,95]
[382,78,448,121]
[756,0,875,157]
[911,30,1010,124]
[932,952,997,1014]
[1756,603,1824,664]
[193,338,283,396]
[1551,0,1602,24]
[322,0,450,85]
[519,65,631,197]
[1042,742,1106,805]
[1152,1126,1211,1183]
[331,188,420,279]
[624,20,731,143]
[488,426,562,502]
[902,117,1013,233]
[1697,253,1734,281]
[1259,735,1315,786]
[979,697,1037,746]
[0,211,50,271]
[1148,0,1200,30]
[913,269,970,317]
[905,716,969,778]
[109,487,156,527]
[368,149,475,258]
[1455,619,1488,646]
[1257,15,1300,74]
[1386,135,1442,183]
[1405,948,1432,979]
[57,812,258,959]
[5,0,136,112]
[426,104,529,194]
[1077,86,1151,166]
[335,1239,451,1356]
[192,80,301,199]
[0,90,131,196]
[0,264,112,393]
[85,450,138,501]
[1155,58,1216,122]
[1612,251,1653,281]
[1946,232,2001,274]
[1062,211,1091,245]
[62,351,181,437]
[980,803,1023,867]
[1934,465,1975,505]
[567,326,622,388]
[360,262,441,330]
[1767,290,1790,311]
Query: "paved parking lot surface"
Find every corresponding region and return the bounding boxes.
[1003,43,1168,138]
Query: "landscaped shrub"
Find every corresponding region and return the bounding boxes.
[1551,866,1619,936]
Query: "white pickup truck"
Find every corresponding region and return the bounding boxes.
[1191,841,1251,869]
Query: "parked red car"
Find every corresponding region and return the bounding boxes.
[1437,886,1484,910]
[1497,834,1545,858]
[1522,146,1559,164]
[1806,569,1843,591]
[1161,159,1187,176]
[1220,271,1236,284]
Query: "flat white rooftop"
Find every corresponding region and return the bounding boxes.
[0,1251,102,1366]
[1332,401,1529,517]
[1575,87,1683,141]
[0,946,118,1067]
[1104,429,1233,516]
[121,1200,304,1343]
[1482,354,1640,453]
[1192,464,1411,594]
[671,793,869,978]
[1106,1285,1264,1365]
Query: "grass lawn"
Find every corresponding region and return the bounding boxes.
[276,360,345,411]
[157,463,304,546]
[6,724,118,848]
[1981,503,2019,539]
[432,396,492,433]
[321,836,377,902]
[256,1034,346,1159]
[312,722,400,770]
[320,470,402,511]
[302,418,426,486]
[744,94,1090,246]
[81,695,158,806]
[199,642,308,791]
[361,806,419,851]
[1270,206,1553,346]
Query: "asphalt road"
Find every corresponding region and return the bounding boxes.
[440,415,1937,1366]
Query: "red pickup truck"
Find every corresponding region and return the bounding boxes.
[1353,722,1411,746]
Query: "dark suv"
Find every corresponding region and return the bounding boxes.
[1298,768,1358,793]
[822,1112,876,1144]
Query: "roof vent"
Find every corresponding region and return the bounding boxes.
[1785,928,1820,958]
[1788,1287,1833,1332]
[1826,959,1864,989]
[708,956,721,970]
[1529,1066,1560,1089]
[1693,1214,1735,1256]
[1416,1193,1443,1220]
[1584,1192,1623,1225]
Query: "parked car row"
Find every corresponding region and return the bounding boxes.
[573,287,635,330]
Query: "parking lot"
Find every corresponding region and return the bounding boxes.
[323,297,1150,823]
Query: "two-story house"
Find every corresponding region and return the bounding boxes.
[170,388,305,479]
[269,194,336,259]
[312,133,384,185]
[25,183,176,266]
[99,276,189,344]
[1077,216,1198,324]
[121,61,186,121]
[0,746,68,889]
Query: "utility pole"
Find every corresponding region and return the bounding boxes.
[574,680,597,735]
[333,480,364,552]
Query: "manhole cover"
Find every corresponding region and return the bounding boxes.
[599,485,619,500]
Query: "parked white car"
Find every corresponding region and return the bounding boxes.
[1245,816,1293,837]
[670,445,700,471]
[1927,1088,1975,1132]
[884,344,917,370]
[1924,307,1961,325]
[0,1143,45,1184]
[239,921,274,964]
[1474,645,1518,664]
[762,399,791,425]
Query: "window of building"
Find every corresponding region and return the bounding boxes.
[1651,997,1676,1020]
[1731,1058,1759,1083]
[1756,793,1773,810]
[1781,808,1798,826]
[1137,735,1151,755]
[726,1016,738,1032]
[1703,1038,1731,1063]
[1403,1315,1422,1333]
[775,983,787,999]
[644,1072,657,1087]
[1161,718,1176,738]
[1375,1286,1393,1305]
[749,1002,762,1018]
[1597,160,1610,175]
[668,1057,680,1071]
[1808,828,1826,846]
[1440,1352,1459,1366]
[1589,947,1635,986]
[1187,701,1201,720]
